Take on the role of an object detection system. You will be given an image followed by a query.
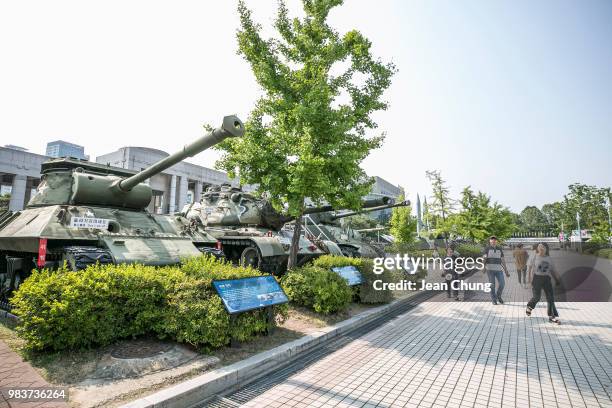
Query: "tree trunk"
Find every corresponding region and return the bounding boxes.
[287,214,303,271]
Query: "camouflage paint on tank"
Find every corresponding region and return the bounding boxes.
[0,116,243,296]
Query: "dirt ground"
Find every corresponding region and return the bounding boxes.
[0,301,391,408]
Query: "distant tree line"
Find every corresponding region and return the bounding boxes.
[514,184,611,244]
[389,174,610,246]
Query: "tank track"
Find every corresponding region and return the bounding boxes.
[219,239,286,274]
[63,246,114,270]
[197,247,225,259]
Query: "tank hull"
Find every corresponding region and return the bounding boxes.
[203,226,325,274]
[0,205,218,299]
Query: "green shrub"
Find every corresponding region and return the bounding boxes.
[456,243,483,258]
[595,248,612,259]
[281,266,352,314]
[312,254,362,269]
[313,255,421,304]
[163,256,284,350]
[357,258,396,304]
[11,255,285,351]
[11,264,177,351]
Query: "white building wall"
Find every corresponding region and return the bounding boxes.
[96,146,237,214]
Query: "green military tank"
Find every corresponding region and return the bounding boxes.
[0,115,244,297]
[302,199,411,258]
[181,186,391,273]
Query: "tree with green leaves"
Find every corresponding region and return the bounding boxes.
[448,187,516,242]
[389,191,416,244]
[519,206,551,233]
[452,187,490,242]
[425,170,454,243]
[217,0,396,269]
[553,183,611,243]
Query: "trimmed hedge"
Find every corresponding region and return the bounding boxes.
[11,256,285,351]
[312,255,396,303]
[594,248,612,259]
[311,255,423,304]
[456,243,483,258]
[281,265,353,314]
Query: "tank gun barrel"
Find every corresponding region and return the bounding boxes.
[301,197,391,216]
[331,200,410,220]
[118,115,244,192]
[360,197,391,208]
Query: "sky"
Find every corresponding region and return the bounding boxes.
[0,0,610,212]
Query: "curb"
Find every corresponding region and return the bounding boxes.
[120,293,423,408]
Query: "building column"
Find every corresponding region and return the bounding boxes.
[194,181,203,204]
[168,174,177,213]
[9,175,27,211]
[177,176,189,211]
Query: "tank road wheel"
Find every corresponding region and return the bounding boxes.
[341,247,359,258]
[240,246,262,269]
[1,257,28,301]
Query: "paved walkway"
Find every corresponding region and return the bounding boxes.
[238,251,612,407]
[0,340,68,408]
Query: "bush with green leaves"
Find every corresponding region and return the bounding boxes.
[281,265,352,314]
[312,255,424,304]
[11,255,285,351]
[456,243,483,258]
[312,254,362,270]
[595,248,612,259]
[11,264,177,351]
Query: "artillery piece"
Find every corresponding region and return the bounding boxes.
[0,115,244,297]
[302,200,411,258]
[181,186,391,273]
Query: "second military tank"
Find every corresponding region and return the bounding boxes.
[181,186,391,273]
[0,116,244,297]
[301,200,411,258]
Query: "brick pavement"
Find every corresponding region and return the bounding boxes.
[240,251,612,407]
[0,340,68,408]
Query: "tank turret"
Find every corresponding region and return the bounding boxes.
[180,188,392,273]
[301,200,411,259]
[187,187,392,231]
[29,115,244,210]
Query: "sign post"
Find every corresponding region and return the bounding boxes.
[606,196,611,248]
[212,275,289,347]
[331,266,364,286]
[576,212,582,253]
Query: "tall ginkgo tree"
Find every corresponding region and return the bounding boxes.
[216,0,396,269]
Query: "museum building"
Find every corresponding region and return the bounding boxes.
[1,144,401,216]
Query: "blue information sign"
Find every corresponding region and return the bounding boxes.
[212,275,289,314]
[331,266,364,286]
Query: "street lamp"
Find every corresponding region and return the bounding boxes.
[606,196,612,247]
[576,212,582,253]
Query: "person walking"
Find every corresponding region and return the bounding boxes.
[526,242,561,324]
[441,243,463,300]
[442,246,457,299]
[513,243,529,288]
[482,236,509,305]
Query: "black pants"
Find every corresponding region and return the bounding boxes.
[517,267,527,284]
[445,274,461,298]
[527,275,559,317]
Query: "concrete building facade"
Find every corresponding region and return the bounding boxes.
[46,140,88,160]
[2,143,402,220]
[96,147,236,214]
[364,176,403,222]
[0,146,46,211]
